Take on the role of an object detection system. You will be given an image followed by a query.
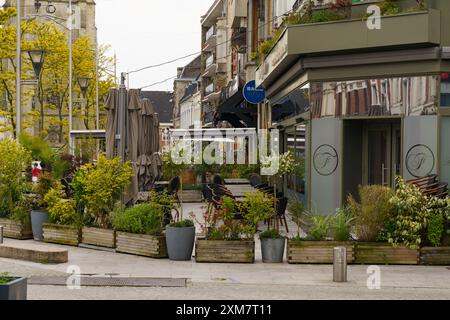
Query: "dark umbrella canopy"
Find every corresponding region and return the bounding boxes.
[125,89,141,203]
[105,89,118,159]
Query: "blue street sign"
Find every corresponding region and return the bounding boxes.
[243,80,266,104]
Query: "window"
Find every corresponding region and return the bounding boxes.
[441,75,450,107]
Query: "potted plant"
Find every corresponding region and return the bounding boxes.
[72,156,133,248]
[19,133,71,241]
[165,219,195,261]
[112,201,168,258]
[0,139,33,240]
[349,182,419,265]
[0,273,27,300]
[30,172,57,241]
[195,191,273,263]
[42,184,82,246]
[260,229,285,263]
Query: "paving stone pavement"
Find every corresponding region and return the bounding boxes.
[0,203,449,300]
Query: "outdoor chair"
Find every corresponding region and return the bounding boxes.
[249,174,262,187]
[212,174,225,185]
[267,197,289,233]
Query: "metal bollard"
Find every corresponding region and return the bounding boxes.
[333,246,347,282]
[0,225,4,244]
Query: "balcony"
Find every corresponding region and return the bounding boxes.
[202,54,227,78]
[256,9,441,87]
[203,25,216,52]
[203,83,221,103]
[230,0,247,28]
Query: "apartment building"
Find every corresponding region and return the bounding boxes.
[173,55,201,129]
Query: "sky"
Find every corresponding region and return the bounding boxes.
[96,0,213,92]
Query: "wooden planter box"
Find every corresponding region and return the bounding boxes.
[0,218,32,240]
[43,224,80,246]
[287,240,355,264]
[195,239,255,263]
[115,232,167,258]
[355,243,419,265]
[81,227,116,248]
[179,190,203,203]
[420,247,450,265]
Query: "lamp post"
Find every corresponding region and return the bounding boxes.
[26,49,46,80]
[77,76,91,99]
[16,0,21,138]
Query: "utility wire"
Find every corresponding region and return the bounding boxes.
[138,52,234,90]
[127,6,297,76]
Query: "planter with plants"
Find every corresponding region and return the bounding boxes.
[73,156,133,248]
[30,172,56,241]
[349,182,420,265]
[419,196,450,265]
[112,201,168,258]
[0,273,27,300]
[19,134,72,241]
[287,208,355,264]
[0,139,33,240]
[260,229,285,263]
[42,184,82,246]
[165,219,196,261]
[195,191,273,263]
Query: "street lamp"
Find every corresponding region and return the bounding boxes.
[77,77,91,98]
[26,49,46,80]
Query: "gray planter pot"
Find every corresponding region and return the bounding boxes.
[31,210,50,241]
[165,226,195,261]
[0,277,27,300]
[261,237,286,263]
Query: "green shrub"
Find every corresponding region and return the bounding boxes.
[0,139,31,222]
[72,156,134,228]
[169,219,194,228]
[379,1,401,15]
[387,177,432,248]
[427,213,444,247]
[347,185,394,242]
[0,272,11,285]
[331,208,355,241]
[112,203,164,236]
[307,215,332,241]
[259,229,283,240]
[44,186,79,226]
[288,198,305,238]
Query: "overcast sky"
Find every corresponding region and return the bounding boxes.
[96,0,213,92]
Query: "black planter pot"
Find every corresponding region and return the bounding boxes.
[165,226,195,261]
[0,277,27,300]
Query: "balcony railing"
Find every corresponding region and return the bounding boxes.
[205,25,215,42]
[205,55,214,68]
[205,82,215,96]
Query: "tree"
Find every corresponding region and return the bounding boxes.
[0,7,115,143]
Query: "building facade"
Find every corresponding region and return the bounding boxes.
[253,0,450,214]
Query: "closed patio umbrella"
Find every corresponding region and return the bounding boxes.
[125,89,142,203]
[105,89,118,159]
